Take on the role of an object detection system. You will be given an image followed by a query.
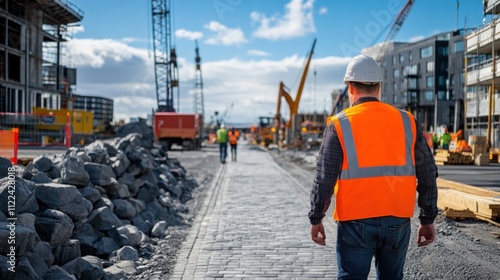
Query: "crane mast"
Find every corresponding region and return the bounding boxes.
[193,40,204,120]
[151,0,179,112]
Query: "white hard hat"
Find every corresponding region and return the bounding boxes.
[343,54,383,85]
[220,123,225,128]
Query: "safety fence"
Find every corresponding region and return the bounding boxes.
[0,112,72,147]
[0,128,18,164]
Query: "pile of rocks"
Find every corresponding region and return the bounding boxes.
[0,130,195,279]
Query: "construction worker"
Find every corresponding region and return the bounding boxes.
[228,126,240,161]
[216,124,228,163]
[440,127,451,150]
[308,54,438,279]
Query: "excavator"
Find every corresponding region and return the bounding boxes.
[271,38,317,148]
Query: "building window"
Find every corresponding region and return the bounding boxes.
[450,74,455,86]
[454,41,464,52]
[438,75,447,87]
[393,82,398,91]
[424,90,434,102]
[399,54,405,63]
[394,69,400,78]
[426,61,434,72]
[426,76,434,87]
[392,56,397,65]
[402,92,407,104]
[403,64,418,76]
[420,46,433,58]
[438,90,447,100]
[393,94,398,104]
[409,51,413,62]
[437,46,448,56]
[408,78,417,89]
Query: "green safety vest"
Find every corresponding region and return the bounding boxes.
[217,129,228,143]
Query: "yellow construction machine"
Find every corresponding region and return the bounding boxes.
[274,38,317,148]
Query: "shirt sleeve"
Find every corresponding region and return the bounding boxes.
[308,123,343,225]
[414,120,439,225]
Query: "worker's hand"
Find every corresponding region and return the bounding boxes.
[310,223,326,246]
[417,223,435,247]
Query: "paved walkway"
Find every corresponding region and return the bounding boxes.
[171,144,376,279]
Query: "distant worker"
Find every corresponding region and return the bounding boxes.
[308,54,438,279]
[228,126,241,162]
[432,132,439,151]
[440,128,451,150]
[216,124,228,163]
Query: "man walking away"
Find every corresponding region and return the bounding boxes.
[308,54,438,279]
[216,124,228,163]
[228,126,240,161]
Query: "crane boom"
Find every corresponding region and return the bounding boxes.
[193,40,204,120]
[275,38,317,144]
[331,0,415,115]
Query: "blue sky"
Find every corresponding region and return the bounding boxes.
[66,0,486,124]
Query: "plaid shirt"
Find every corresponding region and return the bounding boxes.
[308,97,438,225]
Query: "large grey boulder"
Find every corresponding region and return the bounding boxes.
[109,224,143,247]
[52,239,81,266]
[58,157,90,187]
[112,199,136,220]
[0,157,12,179]
[114,245,139,261]
[88,206,123,231]
[44,265,77,280]
[34,209,74,246]
[32,241,54,266]
[32,155,53,173]
[34,183,79,209]
[72,223,104,255]
[26,252,48,279]
[85,140,109,164]
[110,151,130,177]
[62,255,103,279]
[0,177,38,215]
[93,237,120,257]
[5,256,42,280]
[78,184,102,204]
[0,223,38,256]
[84,163,116,186]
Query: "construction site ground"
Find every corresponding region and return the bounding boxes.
[19,143,500,279]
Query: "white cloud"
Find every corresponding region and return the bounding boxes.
[66,38,149,68]
[319,7,327,15]
[67,38,349,124]
[248,49,271,57]
[204,21,247,46]
[251,0,316,40]
[67,25,85,35]
[176,29,204,40]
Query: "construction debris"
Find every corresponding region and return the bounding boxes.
[434,149,474,165]
[0,124,196,279]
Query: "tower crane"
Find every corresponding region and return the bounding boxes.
[193,40,204,120]
[330,0,415,115]
[151,0,179,112]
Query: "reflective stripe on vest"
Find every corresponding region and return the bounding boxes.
[336,110,416,180]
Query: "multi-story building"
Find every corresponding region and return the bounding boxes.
[465,0,500,148]
[73,94,114,129]
[379,30,466,133]
[0,0,83,113]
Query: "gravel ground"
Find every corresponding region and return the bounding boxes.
[130,144,500,280]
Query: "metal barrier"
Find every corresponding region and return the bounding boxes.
[0,112,70,146]
[0,128,19,164]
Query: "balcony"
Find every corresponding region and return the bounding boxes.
[466,57,500,85]
[31,0,84,24]
[466,92,500,117]
[484,0,500,15]
[466,18,500,54]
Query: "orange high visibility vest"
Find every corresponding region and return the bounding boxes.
[228,130,240,145]
[328,101,417,221]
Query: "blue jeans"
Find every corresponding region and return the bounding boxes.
[219,142,227,162]
[336,216,411,280]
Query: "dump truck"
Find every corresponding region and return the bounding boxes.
[153,112,203,150]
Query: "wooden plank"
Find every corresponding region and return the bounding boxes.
[438,189,500,219]
[437,178,500,198]
[442,207,476,219]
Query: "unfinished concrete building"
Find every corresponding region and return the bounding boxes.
[465,0,500,148]
[0,0,83,114]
